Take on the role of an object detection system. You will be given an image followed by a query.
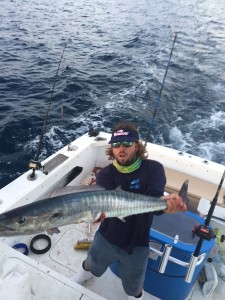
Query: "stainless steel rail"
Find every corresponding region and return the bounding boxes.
[149,244,206,283]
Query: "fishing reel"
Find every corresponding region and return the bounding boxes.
[28,160,42,171]
[88,127,99,137]
[192,224,216,241]
[28,160,47,180]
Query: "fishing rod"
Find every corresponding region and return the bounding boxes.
[185,169,225,282]
[193,170,225,255]
[29,44,67,179]
[145,32,177,145]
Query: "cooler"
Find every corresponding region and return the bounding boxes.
[110,211,215,300]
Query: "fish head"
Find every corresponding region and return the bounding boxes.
[0,210,45,236]
[0,204,62,236]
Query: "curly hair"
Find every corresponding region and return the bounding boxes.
[106,121,148,160]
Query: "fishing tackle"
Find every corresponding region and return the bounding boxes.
[28,44,67,179]
[193,170,225,254]
[185,169,225,283]
[12,243,29,256]
[30,234,51,254]
[145,33,177,145]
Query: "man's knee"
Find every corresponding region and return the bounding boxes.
[121,278,142,296]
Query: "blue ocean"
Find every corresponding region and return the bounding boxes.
[1,0,225,188]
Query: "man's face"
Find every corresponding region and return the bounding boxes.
[112,141,139,166]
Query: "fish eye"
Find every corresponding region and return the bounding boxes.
[16,217,26,224]
[52,213,60,218]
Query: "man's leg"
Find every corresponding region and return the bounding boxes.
[119,246,149,298]
[127,291,143,299]
[70,259,93,283]
[71,231,119,283]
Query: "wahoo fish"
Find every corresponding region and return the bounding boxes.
[0,181,188,236]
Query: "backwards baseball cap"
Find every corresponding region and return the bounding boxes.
[109,128,139,144]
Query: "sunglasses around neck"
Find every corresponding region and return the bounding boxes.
[111,141,134,148]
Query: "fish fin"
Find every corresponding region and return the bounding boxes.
[93,212,106,223]
[93,212,102,221]
[46,227,60,235]
[115,186,122,191]
[179,180,189,205]
[50,185,105,197]
[117,217,126,222]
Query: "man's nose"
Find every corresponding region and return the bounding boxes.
[118,143,125,149]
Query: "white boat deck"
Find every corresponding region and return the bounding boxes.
[1,221,224,300]
[0,234,105,300]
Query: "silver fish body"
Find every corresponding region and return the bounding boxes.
[0,188,167,236]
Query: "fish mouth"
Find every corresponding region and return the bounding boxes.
[0,223,15,231]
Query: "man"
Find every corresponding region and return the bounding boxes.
[71,121,187,299]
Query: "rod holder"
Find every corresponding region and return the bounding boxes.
[185,254,199,283]
[159,244,172,273]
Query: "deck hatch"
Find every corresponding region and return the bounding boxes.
[43,154,69,173]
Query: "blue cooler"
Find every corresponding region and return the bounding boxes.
[110,211,215,300]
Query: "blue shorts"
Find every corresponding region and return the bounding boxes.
[87,231,149,296]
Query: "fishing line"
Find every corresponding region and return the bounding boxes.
[29,44,66,178]
[34,44,67,162]
[145,33,177,145]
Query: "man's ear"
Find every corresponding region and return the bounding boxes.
[135,142,140,152]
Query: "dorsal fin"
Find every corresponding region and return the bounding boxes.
[50,185,105,197]
[178,180,189,205]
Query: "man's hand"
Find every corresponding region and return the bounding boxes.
[162,193,187,213]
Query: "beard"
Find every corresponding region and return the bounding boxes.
[116,153,137,166]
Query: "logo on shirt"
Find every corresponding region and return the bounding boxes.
[130,179,140,190]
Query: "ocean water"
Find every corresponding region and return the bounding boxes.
[0,0,225,188]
